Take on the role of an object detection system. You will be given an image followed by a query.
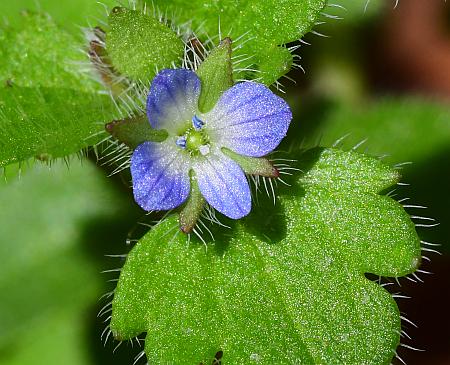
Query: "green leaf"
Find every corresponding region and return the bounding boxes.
[302,97,450,253]
[111,148,421,364]
[0,0,117,34]
[0,159,36,183]
[147,0,327,84]
[106,7,185,83]
[0,86,116,166]
[0,13,118,167]
[2,312,92,365]
[1,12,95,92]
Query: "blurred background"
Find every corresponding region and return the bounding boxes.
[0,0,449,364]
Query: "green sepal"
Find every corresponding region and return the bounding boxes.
[105,114,167,148]
[106,7,184,83]
[178,173,206,234]
[222,148,278,177]
[196,38,234,113]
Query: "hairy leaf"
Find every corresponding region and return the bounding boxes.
[147,0,327,84]
[106,7,185,83]
[111,148,421,364]
[0,12,117,167]
[0,86,116,166]
[305,97,450,253]
[1,12,95,91]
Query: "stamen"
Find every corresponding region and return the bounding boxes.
[176,136,187,149]
[192,115,204,130]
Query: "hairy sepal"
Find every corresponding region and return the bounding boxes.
[105,115,167,149]
[196,38,234,113]
[222,148,278,177]
[178,174,206,234]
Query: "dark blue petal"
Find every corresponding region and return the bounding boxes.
[147,69,201,133]
[193,152,251,219]
[204,82,292,157]
[131,141,191,211]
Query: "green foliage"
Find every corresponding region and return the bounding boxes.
[315,98,450,166]
[106,7,185,83]
[0,87,115,167]
[0,12,118,167]
[0,160,126,364]
[0,1,442,365]
[306,97,450,253]
[0,0,117,34]
[1,12,94,91]
[111,148,421,364]
[147,0,327,84]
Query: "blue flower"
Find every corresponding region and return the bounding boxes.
[131,69,292,220]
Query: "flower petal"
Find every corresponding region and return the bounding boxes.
[204,82,292,157]
[131,140,191,211]
[193,152,251,219]
[147,69,201,133]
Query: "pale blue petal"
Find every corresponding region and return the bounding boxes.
[193,152,251,219]
[131,140,191,211]
[147,69,201,134]
[204,82,292,157]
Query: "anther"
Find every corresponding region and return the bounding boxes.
[176,136,187,149]
[192,115,204,130]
